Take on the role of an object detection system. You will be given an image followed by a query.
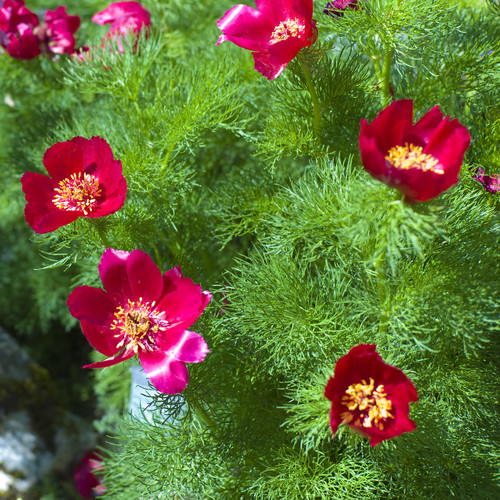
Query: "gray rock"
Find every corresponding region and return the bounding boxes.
[0,327,96,497]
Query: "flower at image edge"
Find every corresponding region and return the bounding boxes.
[216,0,318,80]
[359,100,470,202]
[324,344,418,446]
[92,1,151,38]
[73,451,105,498]
[20,136,127,234]
[37,6,81,55]
[0,0,41,59]
[67,248,211,395]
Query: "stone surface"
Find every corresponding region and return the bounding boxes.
[0,327,96,498]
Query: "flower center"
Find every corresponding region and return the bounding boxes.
[110,298,167,354]
[340,378,393,430]
[271,19,302,43]
[52,172,102,215]
[385,143,443,174]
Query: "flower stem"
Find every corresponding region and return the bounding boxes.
[372,50,394,107]
[298,54,321,140]
[91,220,111,248]
[190,399,215,428]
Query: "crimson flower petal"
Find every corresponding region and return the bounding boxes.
[216,5,274,52]
[43,138,85,181]
[365,100,413,153]
[80,320,122,357]
[217,0,317,79]
[325,344,418,446]
[21,136,127,233]
[162,266,183,292]
[126,249,164,303]
[67,286,116,325]
[21,171,80,233]
[155,278,211,330]
[139,349,189,394]
[359,100,470,202]
[69,249,211,395]
[99,248,133,300]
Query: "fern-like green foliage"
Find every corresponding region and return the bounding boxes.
[1,0,499,498]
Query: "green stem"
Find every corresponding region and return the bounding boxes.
[160,143,175,173]
[91,220,112,248]
[298,54,321,140]
[372,50,393,107]
[190,399,215,428]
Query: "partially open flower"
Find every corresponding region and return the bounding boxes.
[359,100,471,202]
[92,1,151,51]
[324,344,418,446]
[216,0,318,80]
[67,248,211,394]
[0,0,40,59]
[323,0,359,17]
[73,451,105,498]
[21,136,127,233]
[36,6,81,55]
[472,167,500,194]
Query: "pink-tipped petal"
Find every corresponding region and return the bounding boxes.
[139,349,189,394]
[81,319,122,357]
[156,330,209,363]
[216,4,274,51]
[67,286,116,325]
[127,249,164,303]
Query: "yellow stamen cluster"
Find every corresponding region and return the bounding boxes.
[111,298,162,354]
[385,143,443,174]
[271,18,302,43]
[52,172,102,214]
[341,378,393,430]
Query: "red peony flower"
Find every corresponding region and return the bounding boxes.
[472,167,500,194]
[67,248,211,394]
[216,0,318,80]
[324,344,418,446]
[359,100,471,202]
[36,6,81,55]
[21,136,127,234]
[73,451,105,498]
[0,0,41,59]
[92,1,151,39]
[323,0,359,17]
